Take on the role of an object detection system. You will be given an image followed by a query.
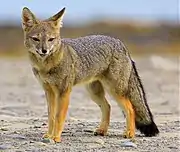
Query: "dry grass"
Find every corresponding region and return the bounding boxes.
[0,20,179,58]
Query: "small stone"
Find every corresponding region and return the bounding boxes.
[29,141,35,144]
[37,142,48,146]
[41,138,51,143]
[33,125,41,128]
[62,130,69,133]
[168,146,178,149]
[94,139,105,145]
[83,129,93,133]
[0,144,10,150]
[121,140,137,148]
[77,122,85,126]
[21,142,28,145]
[0,128,8,131]
[11,134,26,140]
[33,119,39,122]
[69,117,79,121]
[42,123,46,126]
[13,131,20,134]
[41,138,55,144]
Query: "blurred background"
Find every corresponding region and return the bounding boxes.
[0,0,179,56]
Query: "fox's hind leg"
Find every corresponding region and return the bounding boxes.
[106,53,135,139]
[86,81,111,136]
[113,94,135,139]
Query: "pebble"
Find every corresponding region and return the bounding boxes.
[37,142,48,146]
[41,123,46,126]
[94,139,105,145]
[0,144,10,150]
[11,134,26,140]
[13,131,20,134]
[83,129,93,133]
[33,125,41,128]
[62,130,69,133]
[121,140,137,148]
[0,127,9,131]
[69,117,80,122]
[41,138,51,143]
[41,138,55,144]
[29,141,35,144]
[168,146,178,149]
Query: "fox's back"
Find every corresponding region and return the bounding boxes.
[62,35,125,58]
[62,35,127,84]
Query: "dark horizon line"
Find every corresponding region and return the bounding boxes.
[0,16,178,27]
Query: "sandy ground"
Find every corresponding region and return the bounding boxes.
[0,55,179,152]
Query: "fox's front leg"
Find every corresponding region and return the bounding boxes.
[42,83,56,139]
[51,87,71,142]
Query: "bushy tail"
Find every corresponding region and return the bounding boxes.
[127,60,159,137]
[135,120,159,137]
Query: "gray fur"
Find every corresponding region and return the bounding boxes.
[62,35,151,123]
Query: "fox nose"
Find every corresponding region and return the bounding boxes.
[42,49,47,54]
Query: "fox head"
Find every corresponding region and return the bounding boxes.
[21,7,65,58]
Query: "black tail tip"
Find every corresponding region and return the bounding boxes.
[136,121,159,137]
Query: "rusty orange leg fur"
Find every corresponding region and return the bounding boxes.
[42,83,56,139]
[116,96,135,139]
[52,88,71,142]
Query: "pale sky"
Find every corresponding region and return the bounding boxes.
[0,0,178,24]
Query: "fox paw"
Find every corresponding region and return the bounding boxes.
[94,128,107,136]
[42,133,52,139]
[52,136,61,143]
[123,130,135,139]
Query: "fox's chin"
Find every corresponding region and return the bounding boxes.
[37,53,50,60]
[38,50,53,59]
[36,51,50,58]
[31,51,48,59]
[39,53,47,57]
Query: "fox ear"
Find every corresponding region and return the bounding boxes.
[47,7,65,27]
[22,7,39,31]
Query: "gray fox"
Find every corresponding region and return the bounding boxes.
[21,7,159,142]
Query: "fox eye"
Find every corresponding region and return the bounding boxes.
[31,37,40,42]
[48,38,55,42]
